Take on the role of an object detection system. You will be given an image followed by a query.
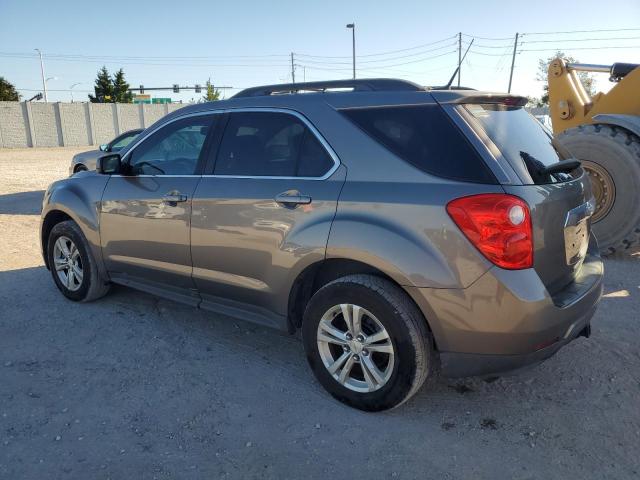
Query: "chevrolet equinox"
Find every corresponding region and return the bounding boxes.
[41,79,603,411]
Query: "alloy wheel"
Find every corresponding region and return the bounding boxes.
[53,236,83,292]
[316,303,395,393]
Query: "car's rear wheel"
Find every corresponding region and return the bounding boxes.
[47,220,110,302]
[302,274,433,411]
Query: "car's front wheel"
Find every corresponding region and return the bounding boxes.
[47,220,110,302]
[302,275,433,411]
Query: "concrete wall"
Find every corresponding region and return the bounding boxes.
[0,102,31,148]
[0,101,188,148]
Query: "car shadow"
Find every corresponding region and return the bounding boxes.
[1,263,606,414]
[0,190,45,215]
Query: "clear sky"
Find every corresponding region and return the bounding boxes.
[1,0,638,103]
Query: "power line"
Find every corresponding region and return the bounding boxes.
[0,53,290,68]
[296,34,456,59]
[520,44,640,52]
[462,40,521,49]
[301,61,458,75]
[469,49,522,57]
[2,51,289,60]
[298,49,456,70]
[296,42,457,65]
[521,27,640,36]
[461,33,513,41]
[17,88,94,92]
[520,36,640,44]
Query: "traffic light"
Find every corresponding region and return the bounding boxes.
[173,84,180,93]
[195,84,201,93]
[139,85,144,94]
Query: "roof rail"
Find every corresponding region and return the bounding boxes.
[232,78,425,98]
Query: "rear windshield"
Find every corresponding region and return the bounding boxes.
[340,105,496,184]
[463,104,577,184]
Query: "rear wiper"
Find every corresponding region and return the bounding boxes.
[541,159,581,175]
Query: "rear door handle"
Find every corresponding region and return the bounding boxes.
[275,191,312,206]
[162,192,188,204]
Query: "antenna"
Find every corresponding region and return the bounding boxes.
[445,39,474,89]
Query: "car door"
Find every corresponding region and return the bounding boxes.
[191,109,346,324]
[100,113,218,305]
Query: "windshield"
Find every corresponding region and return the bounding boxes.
[464,104,578,184]
[111,131,141,152]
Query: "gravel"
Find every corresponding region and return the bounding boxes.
[1,147,639,479]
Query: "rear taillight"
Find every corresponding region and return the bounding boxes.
[446,194,533,270]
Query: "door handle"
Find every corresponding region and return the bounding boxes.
[275,191,312,207]
[162,192,188,204]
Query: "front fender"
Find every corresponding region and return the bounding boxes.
[41,175,110,279]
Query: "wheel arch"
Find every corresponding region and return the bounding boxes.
[591,114,640,139]
[287,258,438,348]
[40,177,109,279]
[41,209,74,269]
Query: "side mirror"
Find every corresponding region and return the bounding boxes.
[99,144,110,152]
[96,154,122,174]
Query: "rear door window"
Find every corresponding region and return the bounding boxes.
[340,105,496,184]
[463,104,577,184]
[214,111,335,177]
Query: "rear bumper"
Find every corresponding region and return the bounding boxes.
[406,243,603,378]
[439,309,595,377]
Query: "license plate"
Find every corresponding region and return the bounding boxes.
[563,200,594,265]
[564,217,589,265]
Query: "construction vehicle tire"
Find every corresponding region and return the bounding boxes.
[559,124,640,255]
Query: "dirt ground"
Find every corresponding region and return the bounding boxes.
[0,147,638,480]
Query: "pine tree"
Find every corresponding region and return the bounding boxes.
[112,68,132,103]
[88,66,114,103]
[202,79,221,102]
[0,76,20,101]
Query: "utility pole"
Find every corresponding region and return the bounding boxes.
[346,23,356,79]
[457,32,462,87]
[508,32,519,93]
[35,48,47,102]
[291,52,296,84]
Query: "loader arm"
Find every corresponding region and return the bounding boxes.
[548,58,640,135]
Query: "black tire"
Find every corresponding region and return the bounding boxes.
[74,164,88,173]
[558,125,640,254]
[47,220,110,302]
[302,274,433,411]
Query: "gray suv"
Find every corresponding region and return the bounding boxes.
[40,79,603,411]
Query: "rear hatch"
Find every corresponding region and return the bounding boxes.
[455,101,594,294]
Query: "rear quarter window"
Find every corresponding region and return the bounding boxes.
[340,105,496,184]
[463,104,577,184]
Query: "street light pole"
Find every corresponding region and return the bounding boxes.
[69,83,81,102]
[346,23,356,79]
[34,48,47,102]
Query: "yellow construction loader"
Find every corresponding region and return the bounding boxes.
[548,58,640,254]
